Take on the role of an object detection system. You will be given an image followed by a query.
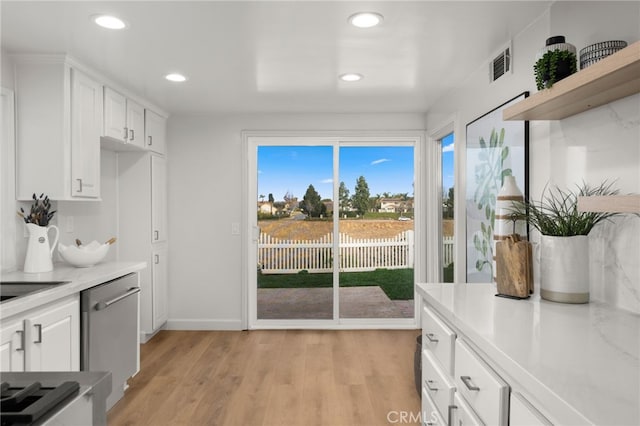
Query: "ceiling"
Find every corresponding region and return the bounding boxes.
[1,1,551,115]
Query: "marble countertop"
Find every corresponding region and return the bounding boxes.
[417,283,640,426]
[1,261,146,319]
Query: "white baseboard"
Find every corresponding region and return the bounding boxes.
[166,318,243,330]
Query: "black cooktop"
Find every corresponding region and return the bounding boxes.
[0,381,79,426]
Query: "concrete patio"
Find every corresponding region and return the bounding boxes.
[257,286,414,319]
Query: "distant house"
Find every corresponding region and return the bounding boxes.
[258,202,273,214]
[379,198,414,213]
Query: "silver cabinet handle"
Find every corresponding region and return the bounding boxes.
[129,128,135,141]
[425,333,439,343]
[34,324,42,344]
[154,254,160,264]
[148,135,153,146]
[16,330,24,351]
[425,379,438,392]
[123,127,129,140]
[95,287,141,311]
[154,230,159,240]
[76,178,83,193]
[460,376,480,391]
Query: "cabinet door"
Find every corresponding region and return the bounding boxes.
[26,296,80,371]
[0,318,25,372]
[126,99,145,149]
[103,87,127,142]
[145,109,167,155]
[70,69,102,198]
[151,155,167,243]
[152,245,169,330]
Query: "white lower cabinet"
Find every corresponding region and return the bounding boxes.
[0,318,26,371]
[152,245,169,330]
[421,299,549,426]
[451,393,484,426]
[454,339,509,426]
[0,295,80,372]
[421,388,446,426]
[510,392,553,426]
[422,350,455,419]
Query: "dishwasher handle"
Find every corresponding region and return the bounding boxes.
[94,287,141,311]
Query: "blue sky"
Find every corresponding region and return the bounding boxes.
[257,146,414,201]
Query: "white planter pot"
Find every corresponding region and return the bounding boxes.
[540,235,589,303]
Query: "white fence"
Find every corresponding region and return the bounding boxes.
[258,230,414,274]
[443,236,454,267]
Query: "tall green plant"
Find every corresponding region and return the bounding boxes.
[509,181,621,236]
[472,128,511,274]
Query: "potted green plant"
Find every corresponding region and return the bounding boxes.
[534,36,578,90]
[508,181,621,303]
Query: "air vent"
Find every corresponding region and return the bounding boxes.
[490,47,511,82]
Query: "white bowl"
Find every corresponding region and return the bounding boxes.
[58,241,110,268]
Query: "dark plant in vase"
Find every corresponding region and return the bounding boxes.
[534,49,578,90]
[17,193,56,226]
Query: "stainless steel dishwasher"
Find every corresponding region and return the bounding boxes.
[80,273,140,410]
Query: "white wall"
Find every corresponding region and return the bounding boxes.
[166,113,426,329]
[426,2,640,312]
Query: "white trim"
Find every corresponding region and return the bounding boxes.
[1,87,17,272]
[166,319,243,331]
[427,115,459,283]
[242,130,423,330]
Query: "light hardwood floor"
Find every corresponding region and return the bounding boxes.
[108,330,422,426]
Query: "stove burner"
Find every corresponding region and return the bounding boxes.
[0,381,79,425]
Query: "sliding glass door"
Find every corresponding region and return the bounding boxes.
[247,134,419,327]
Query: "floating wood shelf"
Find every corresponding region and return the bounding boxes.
[577,195,640,213]
[504,40,640,120]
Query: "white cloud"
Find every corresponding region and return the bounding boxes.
[371,158,390,165]
[442,143,454,153]
[257,169,263,174]
[320,178,333,184]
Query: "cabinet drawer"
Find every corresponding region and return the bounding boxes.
[422,304,456,375]
[452,393,484,426]
[422,350,455,420]
[455,339,509,426]
[510,392,552,426]
[421,388,446,426]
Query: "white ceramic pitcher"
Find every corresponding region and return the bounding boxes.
[24,223,59,273]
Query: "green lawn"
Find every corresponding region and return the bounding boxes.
[257,268,414,300]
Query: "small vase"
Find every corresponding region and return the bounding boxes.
[535,35,577,89]
[24,223,59,273]
[540,235,589,303]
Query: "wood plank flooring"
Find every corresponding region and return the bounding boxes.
[107,330,422,426]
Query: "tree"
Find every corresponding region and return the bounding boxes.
[268,193,274,214]
[338,181,350,211]
[352,176,371,216]
[301,184,324,218]
[259,194,265,203]
[443,186,454,218]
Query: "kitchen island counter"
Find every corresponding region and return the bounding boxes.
[417,283,639,425]
[1,262,146,319]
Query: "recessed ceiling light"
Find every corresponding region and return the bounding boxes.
[339,73,363,82]
[165,73,187,82]
[348,12,383,28]
[92,14,128,30]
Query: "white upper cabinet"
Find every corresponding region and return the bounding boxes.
[14,55,102,200]
[103,87,145,150]
[144,109,167,155]
[70,68,102,198]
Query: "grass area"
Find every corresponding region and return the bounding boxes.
[257,268,414,300]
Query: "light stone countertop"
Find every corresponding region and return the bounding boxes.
[417,283,640,426]
[1,261,146,319]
